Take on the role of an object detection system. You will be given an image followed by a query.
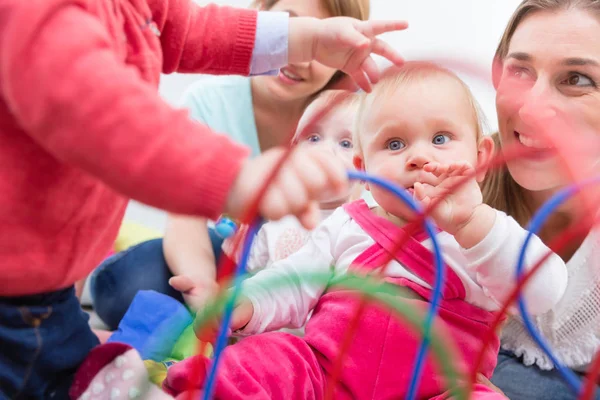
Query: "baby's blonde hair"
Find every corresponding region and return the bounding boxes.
[353,62,486,158]
[292,90,361,144]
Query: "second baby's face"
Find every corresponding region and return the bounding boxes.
[295,97,358,206]
[296,98,357,172]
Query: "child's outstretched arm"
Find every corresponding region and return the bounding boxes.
[148,1,262,75]
[1,4,348,223]
[151,0,408,91]
[415,162,568,315]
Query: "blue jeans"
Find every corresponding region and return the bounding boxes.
[0,287,99,399]
[492,349,600,399]
[90,228,225,331]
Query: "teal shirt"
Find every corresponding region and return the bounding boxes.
[180,76,261,157]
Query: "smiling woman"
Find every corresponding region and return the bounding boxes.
[482,1,600,399]
[89,0,371,331]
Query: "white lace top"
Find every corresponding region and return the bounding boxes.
[501,228,600,371]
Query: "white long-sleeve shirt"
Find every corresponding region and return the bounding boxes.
[239,205,568,336]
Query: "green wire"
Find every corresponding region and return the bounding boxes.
[192,269,468,400]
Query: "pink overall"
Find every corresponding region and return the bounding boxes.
[165,200,505,399]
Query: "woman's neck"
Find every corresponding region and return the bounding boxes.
[250,78,312,151]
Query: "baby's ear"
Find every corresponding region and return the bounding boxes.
[352,155,369,190]
[475,136,495,182]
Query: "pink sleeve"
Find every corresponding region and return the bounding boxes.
[0,4,249,219]
[147,0,257,75]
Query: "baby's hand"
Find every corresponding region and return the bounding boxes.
[193,295,254,343]
[414,161,480,234]
[414,161,496,249]
[288,18,408,92]
[169,275,218,312]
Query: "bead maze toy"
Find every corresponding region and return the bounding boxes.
[179,59,600,400]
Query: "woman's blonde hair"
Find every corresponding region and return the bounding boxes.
[251,0,369,20]
[480,133,532,226]
[495,0,600,62]
[251,0,370,88]
[483,0,600,225]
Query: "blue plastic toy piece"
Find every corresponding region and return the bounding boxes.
[214,216,238,239]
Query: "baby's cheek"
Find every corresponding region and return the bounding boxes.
[366,159,398,182]
[371,189,416,219]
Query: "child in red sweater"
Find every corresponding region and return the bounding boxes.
[0,0,407,397]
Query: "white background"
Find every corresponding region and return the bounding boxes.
[127,0,523,231]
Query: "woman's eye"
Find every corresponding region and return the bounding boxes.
[432,134,451,145]
[507,65,530,80]
[306,134,321,143]
[339,139,353,149]
[563,72,595,87]
[386,139,405,151]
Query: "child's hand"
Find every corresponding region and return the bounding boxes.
[169,275,219,312]
[193,296,254,343]
[288,18,408,92]
[226,147,348,229]
[414,162,495,249]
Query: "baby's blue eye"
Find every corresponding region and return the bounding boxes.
[339,139,353,149]
[433,134,451,145]
[307,134,321,143]
[387,140,405,151]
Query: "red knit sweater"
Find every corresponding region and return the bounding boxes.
[0,0,257,296]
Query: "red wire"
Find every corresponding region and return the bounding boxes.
[325,122,600,397]
[324,134,539,399]
[323,224,420,399]
[184,60,600,399]
[186,90,354,397]
[580,348,600,400]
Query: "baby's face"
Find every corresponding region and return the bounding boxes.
[296,101,356,172]
[357,76,481,217]
[295,99,358,207]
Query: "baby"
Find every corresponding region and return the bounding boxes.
[221,90,360,274]
[165,62,568,399]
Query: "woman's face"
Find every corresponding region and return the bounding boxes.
[256,0,339,101]
[495,9,600,198]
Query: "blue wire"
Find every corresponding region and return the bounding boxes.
[202,171,445,400]
[202,217,262,400]
[348,171,445,400]
[515,176,600,396]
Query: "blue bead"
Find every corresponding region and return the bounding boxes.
[215,217,237,239]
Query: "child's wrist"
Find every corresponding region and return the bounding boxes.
[288,17,320,64]
[232,297,254,332]
[453,204,495,249]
